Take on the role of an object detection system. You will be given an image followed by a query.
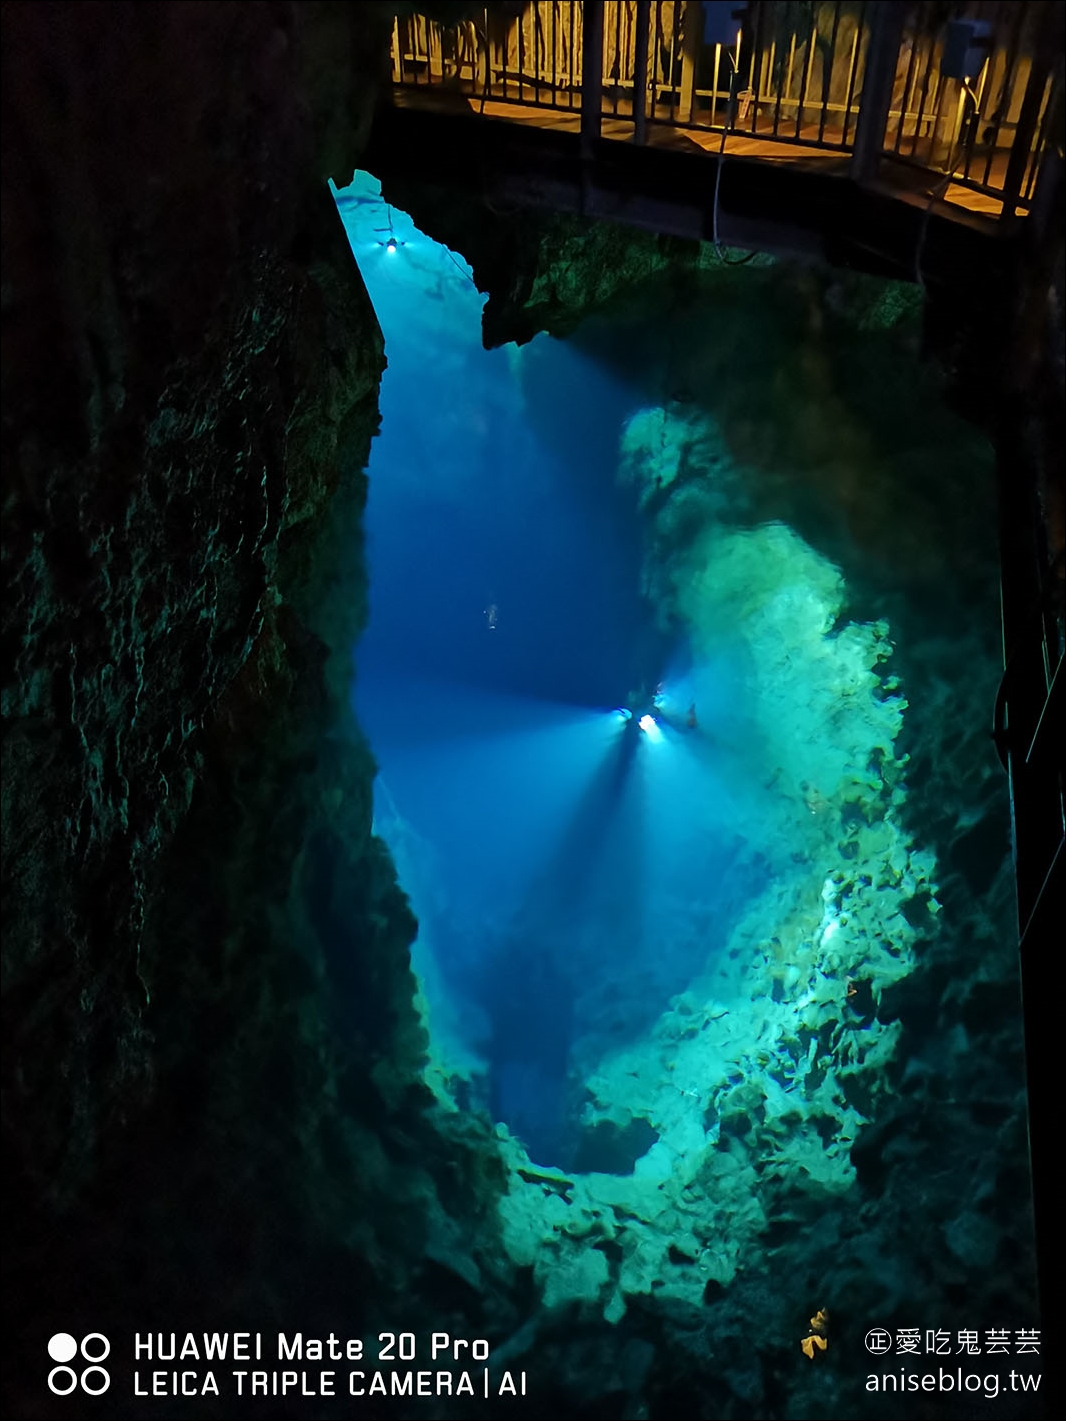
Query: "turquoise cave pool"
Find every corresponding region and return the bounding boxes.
[332,170,1036,1338]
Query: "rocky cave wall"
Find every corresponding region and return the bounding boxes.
[2,5,521,1414]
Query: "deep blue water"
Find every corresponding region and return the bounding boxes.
[336,175,766,1167]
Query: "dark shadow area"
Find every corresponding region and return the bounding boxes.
[571,1116,661,1175]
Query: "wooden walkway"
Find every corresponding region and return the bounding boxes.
[394,88,1009,227]
[368,99,1017,297]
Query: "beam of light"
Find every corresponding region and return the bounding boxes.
[356,671,616,755]
[639,713,662,740]
[369,675,652,1167]
[517,705,646,942]
[358,673,628,918]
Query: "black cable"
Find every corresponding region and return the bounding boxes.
[915,80,980,290]
[712,49,758,266]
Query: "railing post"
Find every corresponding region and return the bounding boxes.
[581,1,605,158]
[390,17,402,85]
[1000,33,1057,226]
[680,1,702,124]
[850,1,905,183]
[633,0,651,144]
[476,7,491,106]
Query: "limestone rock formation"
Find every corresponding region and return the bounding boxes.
[3,6,519,1412]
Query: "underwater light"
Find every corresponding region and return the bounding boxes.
[638,714,663,742]
[615,708,633,724]
[385,237,398,254]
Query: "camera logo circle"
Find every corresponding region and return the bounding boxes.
[47,1334,110,1395]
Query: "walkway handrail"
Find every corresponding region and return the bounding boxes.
[390,1,1063,226]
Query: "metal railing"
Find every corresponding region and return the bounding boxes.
[878,2,1060,212]
[390,1,1063,222]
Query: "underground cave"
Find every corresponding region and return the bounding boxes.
[2,3,1060,1419]
[333,165,1041,1321]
